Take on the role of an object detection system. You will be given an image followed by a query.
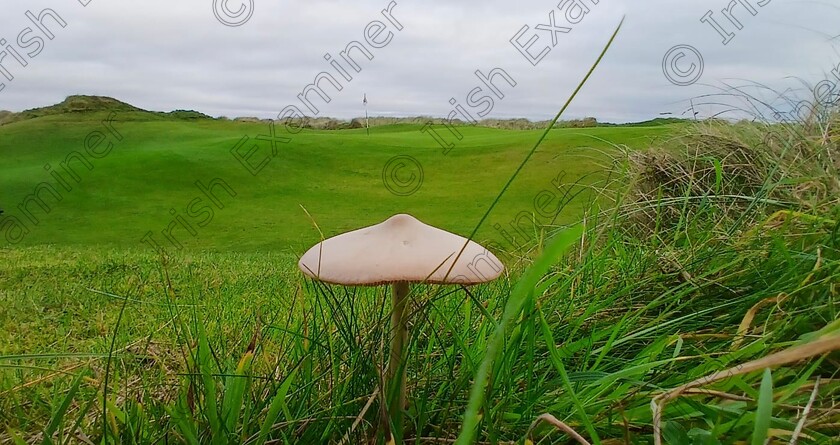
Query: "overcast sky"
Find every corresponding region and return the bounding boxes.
[0,0,838,123]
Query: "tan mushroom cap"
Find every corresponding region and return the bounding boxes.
[298,214,504,286]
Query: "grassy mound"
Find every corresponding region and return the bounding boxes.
[0,96,217,127]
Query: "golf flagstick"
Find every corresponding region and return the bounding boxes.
[364,93,370,136]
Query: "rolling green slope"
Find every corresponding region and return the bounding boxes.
[0,110,678,253]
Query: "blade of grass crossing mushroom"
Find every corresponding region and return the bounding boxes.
[454,16,624,445]
[442,16,625,282]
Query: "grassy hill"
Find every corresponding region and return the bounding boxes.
[0,102,679,253]
[0,95,214,126]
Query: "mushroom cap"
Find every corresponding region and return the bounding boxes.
[298,214,504,286]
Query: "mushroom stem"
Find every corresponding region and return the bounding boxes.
[387,281,409,430]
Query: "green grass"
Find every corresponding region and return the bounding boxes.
[2,206,837,443]
[1,103,839,444]
[0,113,675,252]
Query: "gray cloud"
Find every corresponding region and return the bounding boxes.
[0,0,837,123]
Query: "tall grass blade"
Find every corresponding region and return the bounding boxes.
[196,323,223,443]
[166,395,199,445]
[455,14,624,445]
[445,17,625,278]
[102,292,130,445]
[255,368,297,445]
[455,224,583,445]
[222,352,254,435]
[537,307,600,444]
[43,370,85,445]
[752,368,774,445]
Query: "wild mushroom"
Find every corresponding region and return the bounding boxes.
[298,214,503,436]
